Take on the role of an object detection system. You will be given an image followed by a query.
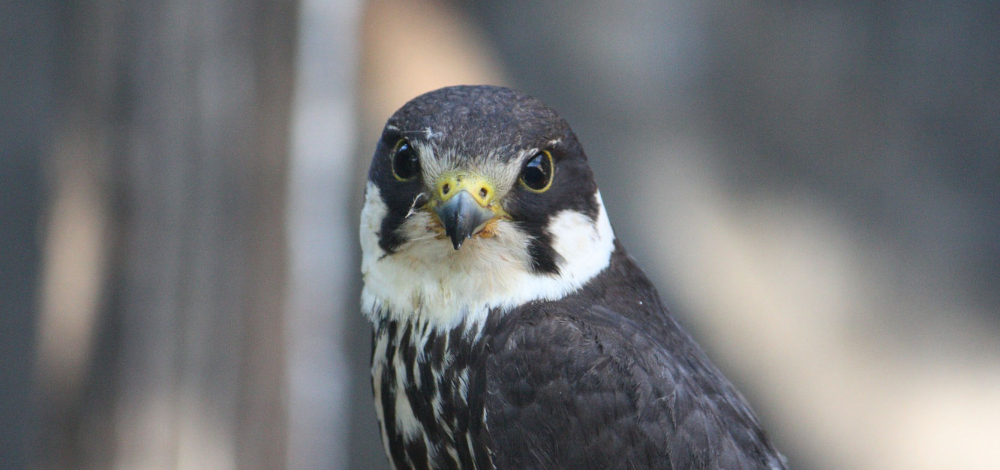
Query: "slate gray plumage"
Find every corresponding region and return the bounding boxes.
[361,85,787,470]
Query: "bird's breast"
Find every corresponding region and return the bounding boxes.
[371,316,493,470]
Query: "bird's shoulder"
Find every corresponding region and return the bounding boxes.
[476,259,785,469]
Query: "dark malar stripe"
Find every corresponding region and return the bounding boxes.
[527,233,561,274]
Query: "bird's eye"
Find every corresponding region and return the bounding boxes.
[391,140,420,181]
[519,150,554,192]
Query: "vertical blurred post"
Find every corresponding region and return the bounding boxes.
[38,0,298,469]
[0,0,52,467]
[285,0,361,469]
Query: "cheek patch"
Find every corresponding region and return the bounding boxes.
[542,192,616,285]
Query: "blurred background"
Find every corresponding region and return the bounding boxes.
[3,0,998,469]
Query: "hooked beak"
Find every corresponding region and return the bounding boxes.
[434,191,495,250]
[430,172,501,250]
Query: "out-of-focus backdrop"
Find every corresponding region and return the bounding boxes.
[3,1,998,469]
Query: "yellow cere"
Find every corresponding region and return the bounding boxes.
[434,171,498,209]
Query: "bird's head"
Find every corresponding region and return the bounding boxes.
[360,86,615,327]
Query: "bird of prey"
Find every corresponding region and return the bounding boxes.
[360,85,787,470]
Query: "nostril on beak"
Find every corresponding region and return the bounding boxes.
[442,183,450,195]
[479,187,488,199]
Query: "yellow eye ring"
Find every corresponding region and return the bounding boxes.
[519,150,554,193]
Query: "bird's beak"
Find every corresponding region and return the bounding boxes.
[430,172,502,250]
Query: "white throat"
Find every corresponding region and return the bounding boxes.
[360,182,616,331]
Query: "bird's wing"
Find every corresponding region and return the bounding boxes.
[478,304,785,470]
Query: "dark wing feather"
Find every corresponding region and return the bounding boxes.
[478,303,786,470]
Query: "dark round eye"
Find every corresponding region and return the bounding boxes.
[519,150,554,192]
[391,140,420,181]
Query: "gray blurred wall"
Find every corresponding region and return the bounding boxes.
[3,1,998,470]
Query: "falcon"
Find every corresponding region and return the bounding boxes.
[360,85,788,470]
